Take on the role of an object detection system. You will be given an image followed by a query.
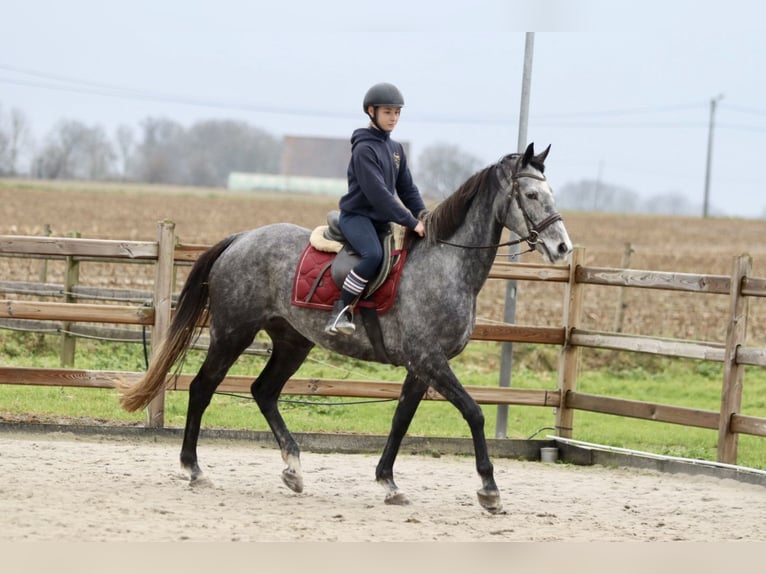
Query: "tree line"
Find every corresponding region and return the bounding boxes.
[554,179,713,217]
[0,104,736,215]
[0,106,282,187]
[0,104,485,199]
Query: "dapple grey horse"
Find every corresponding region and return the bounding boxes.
[118,142,573,513]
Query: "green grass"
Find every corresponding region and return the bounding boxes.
[2,331,766,470]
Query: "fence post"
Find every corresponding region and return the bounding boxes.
[59,231,81,367]
[612,242,633,333]
[146,220,176,428]
[555,246,584,438]
[717,254,751,464]
[36,224,52,348]
[37,224,52,283]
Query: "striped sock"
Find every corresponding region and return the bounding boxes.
[341,270,368,303]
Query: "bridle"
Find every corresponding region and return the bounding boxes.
[436,156,563,252]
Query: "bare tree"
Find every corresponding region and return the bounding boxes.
[81,125,116,180]
[557,179,641,213]
[32,120,85,179]
[114,125,135,181]
[32,120,115,180]
[415,143,483,199]
[0,113,8,175]
[184,119,281,187]
[129,117,282,187]
[0,106,30,175]
[8,105,281,186]
[130,117,186,184]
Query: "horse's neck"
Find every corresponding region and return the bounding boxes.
[439,190,503,288]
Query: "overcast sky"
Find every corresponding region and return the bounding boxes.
[2,0,765,217]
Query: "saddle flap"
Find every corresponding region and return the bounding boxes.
[292,239,410,316]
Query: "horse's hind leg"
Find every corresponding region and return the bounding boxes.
[180,331,255,483]
[252,323,313,493]
[375,372,428,505]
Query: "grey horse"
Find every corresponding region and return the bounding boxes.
[118,142,573,513]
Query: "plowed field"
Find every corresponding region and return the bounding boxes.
[2,180,766,345]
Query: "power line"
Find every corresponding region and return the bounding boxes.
[725,104,766,117]
[2,63,758,130]
[532,102,708,119]
[718,123,766,133]
[532,120,709,129]
[0,72,350,119]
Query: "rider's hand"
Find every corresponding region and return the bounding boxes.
[414,220,426,237]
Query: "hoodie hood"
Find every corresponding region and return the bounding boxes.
[350,127,389,150]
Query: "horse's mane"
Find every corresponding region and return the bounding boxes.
[422,152,547,244]
[424,163,499,244]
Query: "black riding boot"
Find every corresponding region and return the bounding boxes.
[324,300,355,336]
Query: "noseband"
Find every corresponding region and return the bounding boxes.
[436,158,563,251]
[508,171,563,249]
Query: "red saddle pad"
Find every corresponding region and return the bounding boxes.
[291,244,407,314]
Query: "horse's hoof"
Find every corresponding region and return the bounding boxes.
[477,489,504,514]
[281,468,304,493]
[384,491,411,506]
[190,475,213,488]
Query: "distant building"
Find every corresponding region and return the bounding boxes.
[227,172,348,196]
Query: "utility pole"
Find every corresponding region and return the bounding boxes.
[703,94,723,218]
[593,160,603,211]
[495,32,534,438]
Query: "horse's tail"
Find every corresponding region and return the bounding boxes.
[117,233,240,412]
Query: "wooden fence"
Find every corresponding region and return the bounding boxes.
[2,222,766,466]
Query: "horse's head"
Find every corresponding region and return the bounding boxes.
[495,143,573,263]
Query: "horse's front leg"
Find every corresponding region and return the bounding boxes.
[416,355,503,514]
[376,372,429,505]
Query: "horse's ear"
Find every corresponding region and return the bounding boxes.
[535,144,551,164]
[522,142,535,167]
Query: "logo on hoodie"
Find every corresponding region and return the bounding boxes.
[393,152,401,171]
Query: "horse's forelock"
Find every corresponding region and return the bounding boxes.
[507,151,545,175]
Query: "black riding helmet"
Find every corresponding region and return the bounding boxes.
[363,83,404,131]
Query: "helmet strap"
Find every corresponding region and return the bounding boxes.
[368,107,389,133]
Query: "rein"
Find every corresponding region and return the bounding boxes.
[436,163,562,251]
[436,233,537,252]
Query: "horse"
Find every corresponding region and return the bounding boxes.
[117,142,573,514]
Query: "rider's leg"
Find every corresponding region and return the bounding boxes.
[324,213,383,336]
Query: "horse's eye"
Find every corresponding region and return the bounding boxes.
[525,192,538,200]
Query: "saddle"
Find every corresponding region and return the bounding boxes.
[309,210,400,297]
[293,213,410,363]
[292,211,409,315]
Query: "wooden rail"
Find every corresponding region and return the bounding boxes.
[2,225,766,467]
[0,367,561,407]
[1,300,155,324]
[0,235,158,259]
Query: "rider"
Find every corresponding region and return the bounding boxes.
[324,82,427,336]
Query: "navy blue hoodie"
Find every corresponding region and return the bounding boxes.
[339,127,426,230]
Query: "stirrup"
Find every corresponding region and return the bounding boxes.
[324,304,355,336]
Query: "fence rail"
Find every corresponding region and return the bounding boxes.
[2,223,766,466]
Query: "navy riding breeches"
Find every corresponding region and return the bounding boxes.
[338,211,386,280]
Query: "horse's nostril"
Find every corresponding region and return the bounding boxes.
[558,242,569,255]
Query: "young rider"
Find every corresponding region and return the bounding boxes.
[324,82,427,336]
